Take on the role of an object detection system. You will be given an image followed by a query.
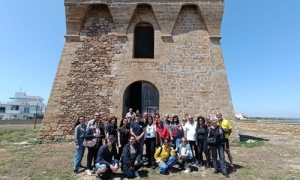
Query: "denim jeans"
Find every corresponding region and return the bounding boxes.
[73,138,85,171]
[137,137,145,157]
[158,156,177,174]
[211,144,226,174]
[172,136,181,149]
[123,160,143,178]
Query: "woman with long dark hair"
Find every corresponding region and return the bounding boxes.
[145,116,156,168]
[196,116,209,167]
[169,115,183,149]
[156,120,170,147]
[118,118,130,157]
[73,116,86,174]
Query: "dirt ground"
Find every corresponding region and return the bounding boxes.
[0,121,299,180]
[75,121,300,180]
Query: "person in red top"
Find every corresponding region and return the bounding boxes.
[153,114,160,126]
[156,120,170,147]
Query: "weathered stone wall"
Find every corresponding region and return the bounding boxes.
[40,0,239,142]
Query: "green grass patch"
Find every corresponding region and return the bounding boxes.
[240,140,265,148]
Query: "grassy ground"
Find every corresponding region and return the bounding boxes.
[0,122,300,180]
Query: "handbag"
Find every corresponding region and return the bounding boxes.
[207,129,217,144]
[82,138,97,147]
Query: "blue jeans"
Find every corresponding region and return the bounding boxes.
[172,136,181,149]
[137,137,145,156]
[123,160,143,178]
[95,161,122,172]
[158,156,177,174]
[73,138,85,171]
[211,144,226,174]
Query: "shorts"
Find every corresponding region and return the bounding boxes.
[225,138,229,149]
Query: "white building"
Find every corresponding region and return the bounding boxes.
[0,92,46,120]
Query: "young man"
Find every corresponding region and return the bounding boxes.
[95,135,120,180]
[216,112,236,173]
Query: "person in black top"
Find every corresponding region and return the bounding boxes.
[196,116,209,167]
[84,119,105,175]
[130,114,146,157]
[95,135,120,180]
[105,116,118,140]
[121,135,143,178]
[207,119,229,178]
[118,118,130,157]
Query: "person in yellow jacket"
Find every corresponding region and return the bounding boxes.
[154,139,177,174]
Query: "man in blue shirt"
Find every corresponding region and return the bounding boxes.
[130,114,146,157]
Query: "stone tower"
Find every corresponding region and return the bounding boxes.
[39,0,239,142]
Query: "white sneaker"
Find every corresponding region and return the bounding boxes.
[86,169,92,176]
[184,167,191,173]
[134,171,140,177]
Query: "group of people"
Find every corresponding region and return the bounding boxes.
[73,109,235,179]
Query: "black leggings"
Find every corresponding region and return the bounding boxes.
[145,137,156,166]
[87,147,99,170]
[188,140,199,160]
[197,140,209,163]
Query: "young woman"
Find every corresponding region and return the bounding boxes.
[145,116,156,168]
[84,119,104,175]
[169,115,183,149]
[153,113,160,125]
[121,135,143,178]
[156,120,170,147]
[154,138,177,174]
[176,137,193,173]
[118,118,130,157]
[73,116,86,174]
[207,119,229,178]
[196,116,209,167]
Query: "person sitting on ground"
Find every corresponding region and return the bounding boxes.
[176,137,193,173]
[154,138,177,174]
[95,135,120,180]
[121,135,143,178]
[207,119,229,178]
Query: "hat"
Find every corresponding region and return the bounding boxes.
[108,135,115,139]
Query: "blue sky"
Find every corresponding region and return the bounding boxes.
[0,0,299,118]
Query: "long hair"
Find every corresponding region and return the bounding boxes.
[145,116,153,126]
[197,116,206,128]
[73,115,84,129]
[171,115,180,125]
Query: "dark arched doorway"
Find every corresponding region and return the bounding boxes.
[123,81,159,117]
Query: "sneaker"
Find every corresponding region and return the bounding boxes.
[168,168,173,173]
[134,171,140,177]
[184,167,191,173]
[86,169,92,176]
[229,165,236,173]
[73,170,79,174]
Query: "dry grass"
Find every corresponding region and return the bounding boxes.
[0,122,300,180]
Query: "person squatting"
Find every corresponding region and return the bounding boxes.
[73,110,235,179]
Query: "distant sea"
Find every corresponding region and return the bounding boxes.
[239,118,300,125]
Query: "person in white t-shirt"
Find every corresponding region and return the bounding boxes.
[184,115,199,165]
[126,108,136,121]
[145,116,156,169]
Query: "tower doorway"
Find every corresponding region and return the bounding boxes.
[123,81,159,117]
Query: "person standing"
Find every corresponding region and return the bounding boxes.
[73,116,86,174]
[126,108,136,121]
[118,118,130,158]
[184,115,199,165]
[130,114,146,158]
[216,112,236,173]
[169,115,183,149]
[84,120,104,175]
[145,116,156,168]
[196,116,209,167]
[207,119,229,178]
